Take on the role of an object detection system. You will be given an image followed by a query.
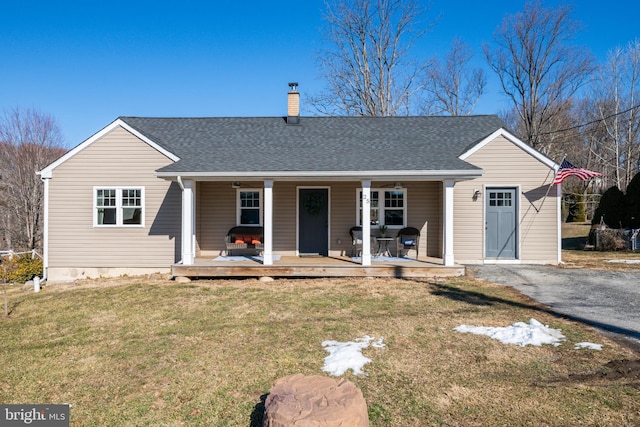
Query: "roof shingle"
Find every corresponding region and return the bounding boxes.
[119,115,506,175]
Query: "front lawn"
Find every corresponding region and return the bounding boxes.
[1,276,638,426]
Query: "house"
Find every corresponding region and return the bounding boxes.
[39,85,560,282]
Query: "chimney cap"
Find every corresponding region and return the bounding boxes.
[288,82,299,91]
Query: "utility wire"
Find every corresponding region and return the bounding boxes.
[537,103,640,136]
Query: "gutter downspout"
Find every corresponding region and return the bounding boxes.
[39,173,50,281]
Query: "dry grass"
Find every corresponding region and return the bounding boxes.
[562,222,640,271]
[1,275,638,426]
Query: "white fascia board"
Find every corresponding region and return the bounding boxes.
[156,169,484,181]
[39,118,179,178]
[460,128,558,170]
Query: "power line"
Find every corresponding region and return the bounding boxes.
[538,103,640,136]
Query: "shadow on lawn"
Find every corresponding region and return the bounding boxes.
[428,281,552,312]
[428,281,640,344]
[562,236,587,250]
[249,393,268,427]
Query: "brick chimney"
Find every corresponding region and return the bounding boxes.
[287,82,300,124]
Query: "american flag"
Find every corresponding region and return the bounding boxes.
[553,159,603,185]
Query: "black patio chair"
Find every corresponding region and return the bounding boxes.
[396,227,420,258]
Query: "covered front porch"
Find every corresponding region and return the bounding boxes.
[171,176,467,278]
[172,255,464,279]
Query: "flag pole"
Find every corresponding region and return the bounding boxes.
[536,154,566,213]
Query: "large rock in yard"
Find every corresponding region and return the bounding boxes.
[263,373,369,427]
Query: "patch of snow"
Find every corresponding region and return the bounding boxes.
[606,259,640,264]
[321,335,385,376]
[574,342,603,350]
[454,318,566,347]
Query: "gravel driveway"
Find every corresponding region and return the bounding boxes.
[467,264,640,348]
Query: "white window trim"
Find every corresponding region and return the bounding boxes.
[356,188,407,228]
[93,186,145,228]
[236,188,263,226]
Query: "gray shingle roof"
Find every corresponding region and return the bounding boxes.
[119,115,506,176]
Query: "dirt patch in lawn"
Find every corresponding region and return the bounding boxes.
[543,359,640,390]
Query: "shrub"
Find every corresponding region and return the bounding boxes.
[592,185,626,228]
[589,228,627,251]
[623,173,640,228]
[1,255,43,283]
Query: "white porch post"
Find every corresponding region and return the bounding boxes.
[556,182,562,264]
[361,180,372,266]
[263,180,274,265]
[443,180,455,266]
[181,179,196,265]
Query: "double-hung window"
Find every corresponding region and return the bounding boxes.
[237,189,262,225]
[358,189,406,228]
[95,187,144,227]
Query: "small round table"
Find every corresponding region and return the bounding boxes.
[375,237,394,257]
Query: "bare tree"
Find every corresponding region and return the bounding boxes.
[0,108,66,251]
[313,0,434,116]
[483,1,593,154]
[585,40,640,191]
[423,38,486,116]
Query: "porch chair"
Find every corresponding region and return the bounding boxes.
[349,225,376,256]
[396,227,420,259]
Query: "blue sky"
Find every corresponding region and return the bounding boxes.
[1,1,638,148]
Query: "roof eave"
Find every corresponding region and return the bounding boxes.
[155,169,484,181]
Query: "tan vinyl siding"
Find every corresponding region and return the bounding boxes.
[455,135,558,263]
[331,182,360,256]
[196,181,442,259]
[273,182,299,255]
[197,181,300,256]
[405,182,441,257]
[196,182,237,256]
[48,126,180,272]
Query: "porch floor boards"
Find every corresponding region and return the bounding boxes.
[172,256,465,279]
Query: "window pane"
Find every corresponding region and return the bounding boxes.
[370,191,379,224]
[359,191,379,225]
[98,208,117,225]
[240,191,260,208]
[489,191,512,207]
[97,189,116,207]
[123,208,142,225]
[122,189,141,207]
[241,209,260,225]
[370,191,379,207]
[370,209,380,225]
[385,191,403,208]
[385,209,404,225]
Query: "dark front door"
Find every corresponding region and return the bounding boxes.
[298,188,329,256]
[485,188,517,259]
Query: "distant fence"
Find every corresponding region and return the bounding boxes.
[0,249,42,260]
[590,227,640,251]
